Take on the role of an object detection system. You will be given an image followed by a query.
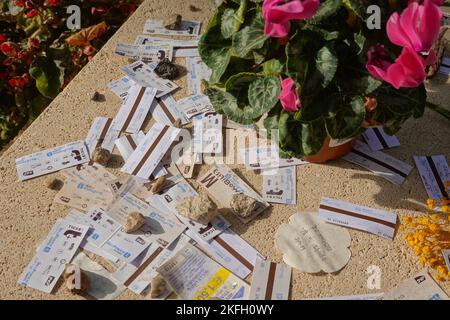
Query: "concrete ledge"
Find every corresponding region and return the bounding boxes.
[1,0,449,299]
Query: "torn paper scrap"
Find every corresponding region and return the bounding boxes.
[249,258,292,300]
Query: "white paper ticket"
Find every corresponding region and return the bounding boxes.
[143,19,201,37]
[16,140,89,181]
[54,179,114,211]
[115,131,145,161]
[107,76,135,101]
[318,197,397,240]
[157,243,250,300]
[249,258,291,300]
[186,56,211,95]
[361,127,400,151]
[177,94,215,119]
[240,146,308,170]
[134,36,199,57]
[113,234,193,294]
[111,85,157,134]
[115,43,173,63]
[186,228,266,279]
[382,269,449,300]
[262,166,296,205]
[193,112,223,154]
[147,179,231,241]
[121,123,180,180]
[65,208,122,249]
[85,117,120,157]
[438,57,450,75]
[18,219,89,293]
[413,155,450,200]
[198,164,270,223]
[150,95,188,126]
[61,163,117,192]
[342,140,413,185]
[120,61,178,97]
[312,293,384,300]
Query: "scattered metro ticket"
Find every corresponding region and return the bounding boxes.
[147,179,231,241]
[150,95,188,126]
[198,164,270,223]
[18,219,89,293]
[413,155,450,200]
[186,228,266,279]
[249,258,292,300]
[342,140,413,185]
[312,293,384,300]
[438,57,450,75]
[113,234,193,295]
[115,131,145,161]
[240,146,307,170]
[262,166,296,205]
[114,43,173,63]
[85,117,120,156]
[121,123,180,180]
[157,243,250,300]
[193,113,223,154]
[382,270,449,300]
[442,249,450,271]
[318,197,397,240]
[186,56,211,95]
[54,179,114,211]
[15,140,89,181]
[107,76,135,101]
[120,61,178,98]
[111,85,157,133]
[177,94,215,119]
[61,163,117,192]
[143,19,201,37]
[361,127,400,151]
[134,35,199,57]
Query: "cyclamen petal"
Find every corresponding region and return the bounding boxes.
[280,77,301,112]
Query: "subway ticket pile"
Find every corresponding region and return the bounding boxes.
[14,16,450,301]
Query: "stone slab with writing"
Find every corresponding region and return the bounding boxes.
[275,212,351,273]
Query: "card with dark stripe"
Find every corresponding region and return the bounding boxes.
[318,197,397,240]
[150,95,188,126]
[343,141,412,185]
[361,127,400,151]
[85,117,120,157]
[414,155,450,200]
[438,57,450,75]
[111,84,157,134]
[249,258,291,300]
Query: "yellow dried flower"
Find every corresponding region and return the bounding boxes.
[427,199,436,209]
[403,216,413,224]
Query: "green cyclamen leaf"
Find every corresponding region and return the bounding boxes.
[343,0,365,19]
[232,12,267,58]
[316,44,338,88]
[307,0,342,23]
[247,76,281,118]
[221,0,248,39]
[325,96,365,139]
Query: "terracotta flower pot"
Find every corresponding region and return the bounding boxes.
[305,137,356,163]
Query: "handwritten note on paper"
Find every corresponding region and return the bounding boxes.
[275,212,351,273]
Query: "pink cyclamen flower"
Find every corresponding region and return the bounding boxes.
[279,77,301,112]
[262,0,320,38]
[387,0,442,53]
[366,45,426,89]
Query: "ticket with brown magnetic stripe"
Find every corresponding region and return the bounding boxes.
[15,140,90,181]
[249,258,291,300]
[85,117,120,156]
[197,164,270,223]
[318,197,397,240]
[150,95,188,126]
[414,155,450,200]
[185,228,266,279]
[111,85,157,134]
[54,179,114,212]
[121,123,181,180]
[343,140,413,185]
[361,126,400,151]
